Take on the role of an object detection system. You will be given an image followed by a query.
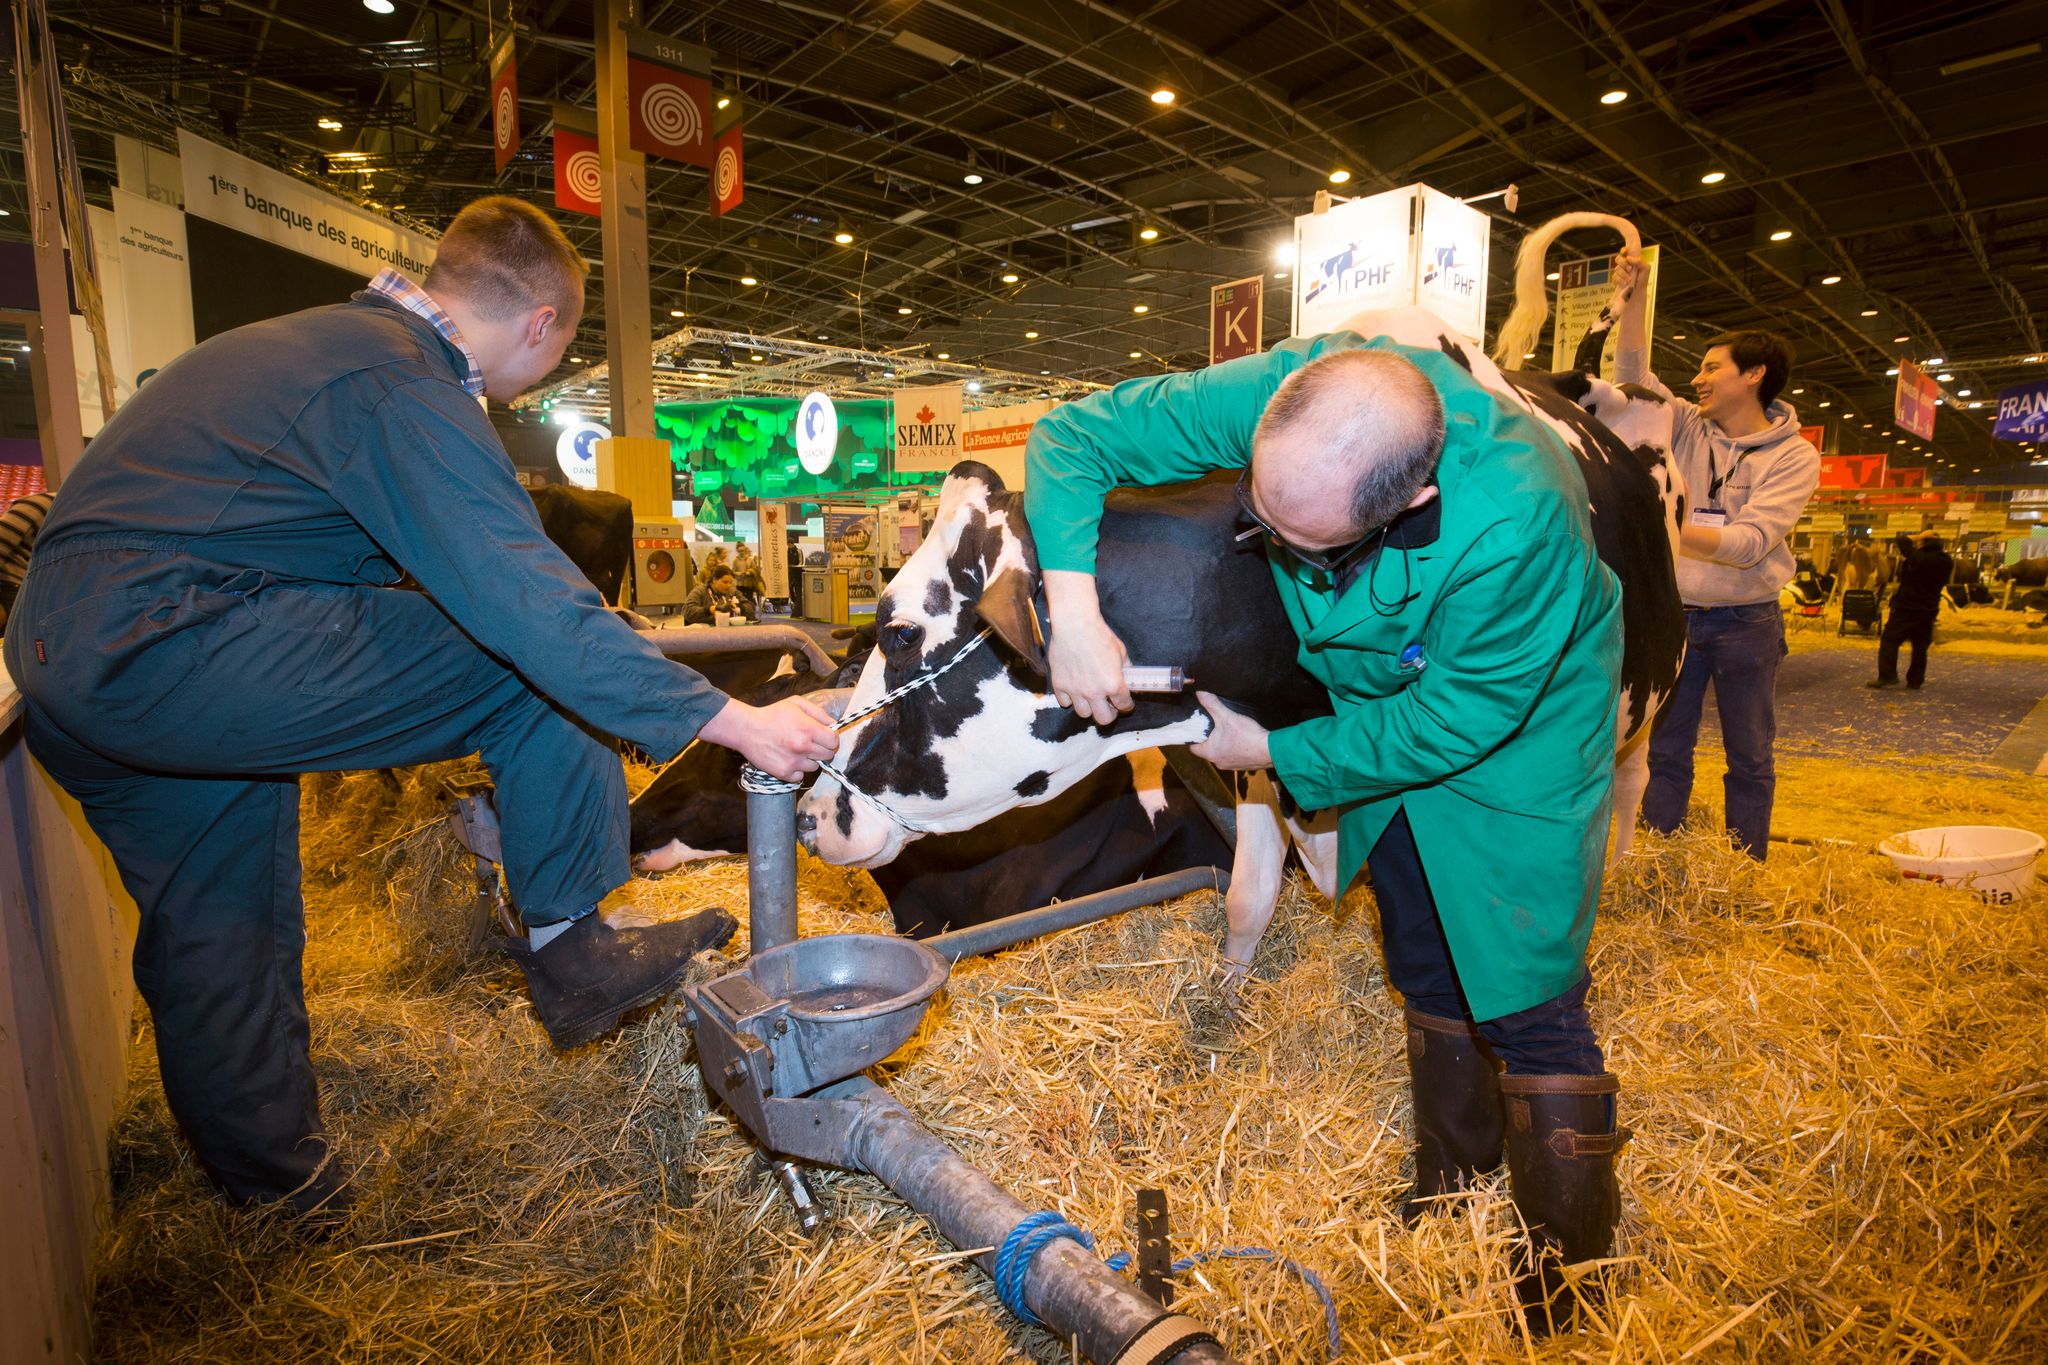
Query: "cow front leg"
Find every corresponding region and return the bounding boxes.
[1220,772,1289,985]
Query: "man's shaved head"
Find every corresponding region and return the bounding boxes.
[1251,351,1445,550]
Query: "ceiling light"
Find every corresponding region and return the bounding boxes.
[1523,351,1536,359]
[1927,356,1945,364]
[1133,303,1149,314]
[1025,330,1039,339]
[669,309,685,318]
[363,0,395,13]
[1001,272,1020,284]
[1894,335,1910,343]
[0,208,9,216]
[1863,423,1873,428]
[570,356,585,364]
[1937,372,1953,381]
[966,380,982,393]
[1040,369,1051,376]
[1896,438,1906,443]
[1328,169,1352,185]
[1150,88,1176,105]
[1860,309,1878,317]
[1701,170,1727,185]
[1672,333,1687,340]
[1791,387,1804,394]
[1886,367,1900,376]
[1819,400,1832,408]
[963,172,984,186]
[1274,271,1289,280]
[1821,274,1842,285]
[937,352,951,360]
[1129,351,1142,359]
[833,230,854,245]
[817,333,829,340]
[1958,389,1971,397]
[1545,271,1560,281]
[740,275,758,286]
[751,354,763,362]
[317,117,343,131]
[1769,229,1793,242]
[1274,243,1297,268]
[1600,89,1628,105]
[897,305,913,315]
[1138,226,1160,241]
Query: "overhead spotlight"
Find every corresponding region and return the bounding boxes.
[669,309,686,318]
[1150,88,1176,105]
[1926,356,1945,364]
[1133,303,1149,314]
[1821,274,1842,285]
[751,354,763,362]
[1001,271,1020,284]
[1600,88,1628,105]
[1894,335,1910,342]
[1545,271,1561,281]
[937,351,951,359]
[833,228,855,245]
[363,0,395,13]
[1792,387,1805,395]
[1886,367,1900,376]
[1523,351,1536,360]
[1672,333,1687,340]
[966,379,982,393]
[1025,330,1040,339]
[1138,226,1161,241]
[1274,271,1289,280]
[570,356,586,364]
[897,305,914,315]
[1957,389,1972,397]
[1701,170,1727,185]
[964,172,984,185]
[740,275,758,286]
[1819,400,1832,408]
[1769,229,1793,241]
[1328,169,1352,185]
[1129,351,1142,359]
[317,117,343,131]
[1274,242,1297,269]
[1040,369,1051,375]
[1859,309,1878,317]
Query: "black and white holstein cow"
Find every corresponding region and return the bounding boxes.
[799,287,1685,972]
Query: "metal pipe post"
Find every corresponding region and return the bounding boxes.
[837,1079,1229,1364]
[924,867,1229,962]
[742,767,801,953]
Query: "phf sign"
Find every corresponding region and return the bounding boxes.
[1895,360,1939,440]
[1210,276,1262,364]
[1291,183,1491,344]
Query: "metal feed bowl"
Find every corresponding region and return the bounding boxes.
[744,934,949,1091]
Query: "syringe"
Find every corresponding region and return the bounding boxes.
[1122,664,1188,693]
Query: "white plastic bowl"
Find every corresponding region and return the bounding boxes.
[1878,825,2044,904]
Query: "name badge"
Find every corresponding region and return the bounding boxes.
[1691,507,1728,529]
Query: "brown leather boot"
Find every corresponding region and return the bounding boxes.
[1400,1006,1506,1221]
[502,907,737,1049]
[1500,1072,1627,1334]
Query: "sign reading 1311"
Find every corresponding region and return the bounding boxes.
[1210,276,1263,365]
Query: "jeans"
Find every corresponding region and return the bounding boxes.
[1367,810,1605,1076]
[1642,601,1785,860]
[1878,608,1935,686]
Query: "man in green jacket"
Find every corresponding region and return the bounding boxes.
[1025,324,1625,1330]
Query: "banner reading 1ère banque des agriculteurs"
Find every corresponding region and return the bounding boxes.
[178,130,438,280]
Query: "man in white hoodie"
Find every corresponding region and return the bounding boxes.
[1612,251,1820,859]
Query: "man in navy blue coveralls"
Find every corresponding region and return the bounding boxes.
[2,198,838,1215]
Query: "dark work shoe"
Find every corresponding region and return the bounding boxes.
[502,908,738,1049]
[1400,1007,1506,1222]
[1864,679,1897,689]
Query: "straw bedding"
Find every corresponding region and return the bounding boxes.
[89,753,2048,1362]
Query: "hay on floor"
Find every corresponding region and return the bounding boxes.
[87,754,2048,1362]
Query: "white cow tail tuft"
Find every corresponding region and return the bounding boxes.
[1490,212,1642,372]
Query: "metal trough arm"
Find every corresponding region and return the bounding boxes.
[784,1078,1229,1365]
[634,623,836,678]
[923,867,1229,962]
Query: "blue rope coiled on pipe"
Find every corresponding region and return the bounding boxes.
[992,1211,1342,1358]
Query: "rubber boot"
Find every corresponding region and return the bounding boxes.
[502,907,737,1048]
[1400,1006,1506,1222]
[1500,1072,1627,1335]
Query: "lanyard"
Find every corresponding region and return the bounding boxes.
[1705,443,1751,505]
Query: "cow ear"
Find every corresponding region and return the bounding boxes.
[977,568,1047,676]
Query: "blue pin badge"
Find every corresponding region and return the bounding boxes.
[1398,642,1428,674]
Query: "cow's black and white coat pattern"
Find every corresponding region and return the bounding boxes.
[799,303,1686,972]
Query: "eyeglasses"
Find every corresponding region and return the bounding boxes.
[1233,465,1379,574]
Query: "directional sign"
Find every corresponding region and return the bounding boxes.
[1210,275,1263,364]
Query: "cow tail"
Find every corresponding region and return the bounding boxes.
[1490,212,1643,371]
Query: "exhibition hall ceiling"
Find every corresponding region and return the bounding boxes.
[4,1,2044,467]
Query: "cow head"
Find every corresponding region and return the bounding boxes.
[797,462,1210,867]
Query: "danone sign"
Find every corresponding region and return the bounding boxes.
[892,383,964,475]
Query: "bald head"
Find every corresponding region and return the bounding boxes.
[1250,350,1445,551]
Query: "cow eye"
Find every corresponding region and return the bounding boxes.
[882,621,925,655]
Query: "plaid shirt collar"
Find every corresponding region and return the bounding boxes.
[364,268,486,397]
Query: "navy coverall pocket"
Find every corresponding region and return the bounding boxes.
[26,584,228,727]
